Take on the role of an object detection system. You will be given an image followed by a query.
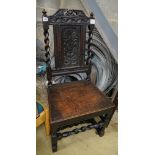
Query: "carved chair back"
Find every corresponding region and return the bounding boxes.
[42,9,95,86]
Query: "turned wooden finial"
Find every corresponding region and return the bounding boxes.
[42,9,47,16]
[89,12,95,25]
[90,12,94,18]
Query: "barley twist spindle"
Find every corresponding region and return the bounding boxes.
[42,9,52,86]
[86,12,95,80]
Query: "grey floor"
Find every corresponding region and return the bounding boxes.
[36,112,118,155]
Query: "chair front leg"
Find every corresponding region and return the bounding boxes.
[51,125,58,152]
[51,133,57,152]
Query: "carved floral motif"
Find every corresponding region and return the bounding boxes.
[48,9,89,24]
[62,27,80,66]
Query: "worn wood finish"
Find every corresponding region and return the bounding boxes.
[48,80,114,123]
[42,9,116,152]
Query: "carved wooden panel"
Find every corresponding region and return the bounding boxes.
[62,26,80,67]
[48,9,90,25]
[53,25,86,70]
[46,9,90,73]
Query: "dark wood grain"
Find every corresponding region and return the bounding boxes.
[53,22,88,72]
[48,80,114,123]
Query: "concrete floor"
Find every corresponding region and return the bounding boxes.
[36,112,118,155]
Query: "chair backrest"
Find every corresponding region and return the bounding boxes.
[42,9,95,85]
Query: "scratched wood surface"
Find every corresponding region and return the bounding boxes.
[48,80,114,123]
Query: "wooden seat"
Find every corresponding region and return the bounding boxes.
[48,80,114,123]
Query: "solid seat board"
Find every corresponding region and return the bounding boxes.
[48,80,114,123]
